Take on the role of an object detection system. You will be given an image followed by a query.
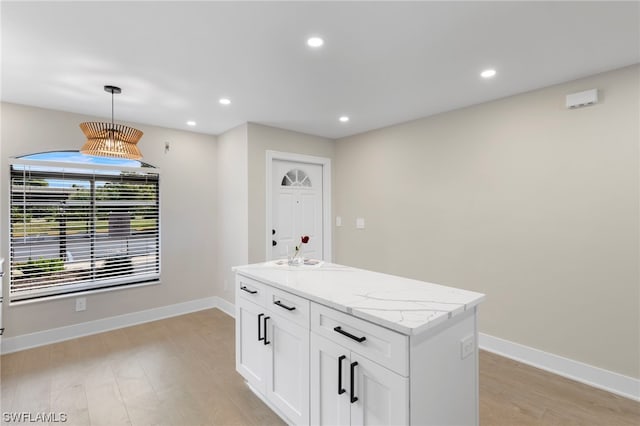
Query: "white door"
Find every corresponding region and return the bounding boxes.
[310,333,351,426]
[350,353,409,426]
[235,297,268,394]
[272,160,323,260]
[266,314,310,425]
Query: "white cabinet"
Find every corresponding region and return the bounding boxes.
[310,303,408,375]
[235,266,482,426]
[236,297,268,393]
[266,312,309,424]
[311,333,408,426]
[310,332,350,426]
[309,302,479,426]
[351,352,408,426]
[235,276,310,425]
[310,302,409,426]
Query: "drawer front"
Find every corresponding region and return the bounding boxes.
[311,303,408,376]
[266,286,310,329]
[236,275,267,306]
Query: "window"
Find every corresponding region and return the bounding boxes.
[281,169,311,187]
[9,151,160,302]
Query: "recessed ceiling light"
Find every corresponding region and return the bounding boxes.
[307,37,324,48]
[339,116,349,123]
[219,98,231,105]
[186,120,196,126]
[481,69,497,79]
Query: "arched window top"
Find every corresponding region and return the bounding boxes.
[14,151,157,168]
[281,169,312,187]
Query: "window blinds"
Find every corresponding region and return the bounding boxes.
[9,162,160,302]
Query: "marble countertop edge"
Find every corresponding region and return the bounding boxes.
[234,262,485,336]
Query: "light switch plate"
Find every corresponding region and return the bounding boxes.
[356,218,365,229]
[336,216,342,227]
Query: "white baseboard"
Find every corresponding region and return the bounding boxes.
[479,333,640,402]
[1,296,230,355]
[216,296,235,318]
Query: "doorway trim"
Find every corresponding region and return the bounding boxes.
[266,150,332,261]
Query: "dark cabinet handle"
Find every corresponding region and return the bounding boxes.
[257,313,264,342]
[338,355,346,395]
[334,326,367,343]
[272,240,277,246]
[274,300,296,311]
[0,328,4,336]
[240,285,257,294]
[263,316,271,345]
[350,361,358,403]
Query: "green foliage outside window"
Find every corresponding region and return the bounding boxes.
[16,258,65,276]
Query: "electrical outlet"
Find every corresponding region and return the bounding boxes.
[75,297,86,312]
[460,335,474,359]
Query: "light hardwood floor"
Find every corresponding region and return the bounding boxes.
[1,309,638,425]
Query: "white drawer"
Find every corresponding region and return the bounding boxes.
[266,286,310,329]
[236,275,267,306]
[311,302,409,376]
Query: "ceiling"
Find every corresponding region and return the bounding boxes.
[2,1,639,139]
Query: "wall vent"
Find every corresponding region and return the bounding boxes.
[566,89,598,109]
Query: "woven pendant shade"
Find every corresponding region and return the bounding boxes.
[80,122,143,159]
[79,85,144,160]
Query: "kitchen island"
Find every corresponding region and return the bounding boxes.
[234,261,485,426]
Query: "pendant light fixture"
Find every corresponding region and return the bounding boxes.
[80,85,143,159]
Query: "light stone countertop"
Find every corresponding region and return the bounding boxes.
[233,261,485,336]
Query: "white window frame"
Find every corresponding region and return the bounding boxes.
[8,156,161,303]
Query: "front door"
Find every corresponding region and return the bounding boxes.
[272,159,323,260]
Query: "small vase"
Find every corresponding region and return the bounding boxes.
[288,255,304,266]
[287,246,304,266]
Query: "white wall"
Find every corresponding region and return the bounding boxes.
[334,65,640,379]
[216,124,249,305]
[0,103,218,337]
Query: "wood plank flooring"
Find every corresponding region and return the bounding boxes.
[1,309,638,425]
[480,351,639,425]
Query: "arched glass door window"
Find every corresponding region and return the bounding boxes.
[281,169,312,187]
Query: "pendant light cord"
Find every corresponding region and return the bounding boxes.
[111,89,115,127]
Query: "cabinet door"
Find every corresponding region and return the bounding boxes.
[236,297,268,394]
[265,313,310,425]
[310,333,351,426]
[350,353,409,426]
